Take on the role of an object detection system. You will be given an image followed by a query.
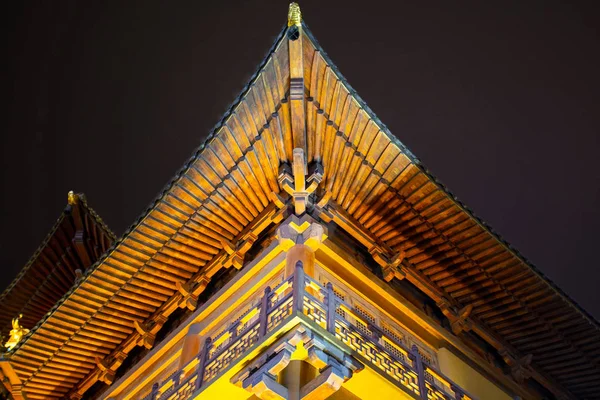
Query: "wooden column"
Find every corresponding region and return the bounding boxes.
[178,324,203,369]
[285,244,316,279]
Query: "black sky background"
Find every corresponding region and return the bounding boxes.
[3,0,599,319]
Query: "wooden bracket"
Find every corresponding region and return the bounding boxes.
[437,298,474,336]
[278,149,322,215]
[312,191,333,223]
[176,281,198,311]
[276,215,327,251]
[499,349,533,384]
[221,232,258,270]
[133,320,157,350]
[95,357,116,385]
[370,246,406,282]
[192,275,211,297]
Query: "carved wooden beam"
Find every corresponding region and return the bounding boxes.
[68,191,94,268]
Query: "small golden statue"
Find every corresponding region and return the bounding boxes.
[5,314,29,350]
[67,190,78,205]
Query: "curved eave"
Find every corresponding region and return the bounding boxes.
[7,26,291,399]
[5,15,599,400]
[0,195,116,337]
[301,22,600,398]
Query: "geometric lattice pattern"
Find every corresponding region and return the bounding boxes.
[335,318,420,396]
[143,269,475,400]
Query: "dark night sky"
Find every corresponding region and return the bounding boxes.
[4,1,599,319]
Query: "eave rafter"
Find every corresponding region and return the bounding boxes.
[294,22,598,397]
[0,192,116,339]
[313,198,576,399]
[68,202,287,398]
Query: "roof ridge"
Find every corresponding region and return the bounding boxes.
[0,193,116,305]
[77,193,117,241]
[0,213,67,303]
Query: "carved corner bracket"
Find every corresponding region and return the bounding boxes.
[370,246,406,282]
[437,298,474,336]
[231,326,362,400]
[499,348,533,384]
[279,149,323,215]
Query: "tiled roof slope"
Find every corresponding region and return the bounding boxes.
[6,26,291,399]
[301,24,600,399]
[0,194,116,339]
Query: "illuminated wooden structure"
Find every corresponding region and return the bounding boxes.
[0,192,115,347]
[1,4,599,399]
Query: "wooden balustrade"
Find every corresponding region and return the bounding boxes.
[139,269,475,400]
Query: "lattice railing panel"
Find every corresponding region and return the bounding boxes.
[138,268,475,400]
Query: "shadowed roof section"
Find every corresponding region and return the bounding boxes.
[3,6,599,400]
[0,193,115,339]
[300,25,600,398]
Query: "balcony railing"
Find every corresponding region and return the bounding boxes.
[140,263,475,400]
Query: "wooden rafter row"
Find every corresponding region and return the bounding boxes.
[299,24,599,397]
[0,194,115,339]
[7,26,292,399]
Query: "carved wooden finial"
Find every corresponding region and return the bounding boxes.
[288,3,302,27]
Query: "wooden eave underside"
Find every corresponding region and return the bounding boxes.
[8,28,292,399]
[0,197,115,338]
[9,23,599,399]
[299,28,600,398]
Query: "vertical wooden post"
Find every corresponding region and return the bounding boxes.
[196,337,212,390]
[178,324,202,369]
[293,261,305,314]
[326,282,336,334]
[150,383,159,400]
[451,385,464,400]
[411,345,428,399]
[173,369,182,389]
[259,286,272,338]
[229,321,239,345]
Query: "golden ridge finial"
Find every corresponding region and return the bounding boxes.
[67,190,78,205]
[288,3,302,27]
[5,314,29,351]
